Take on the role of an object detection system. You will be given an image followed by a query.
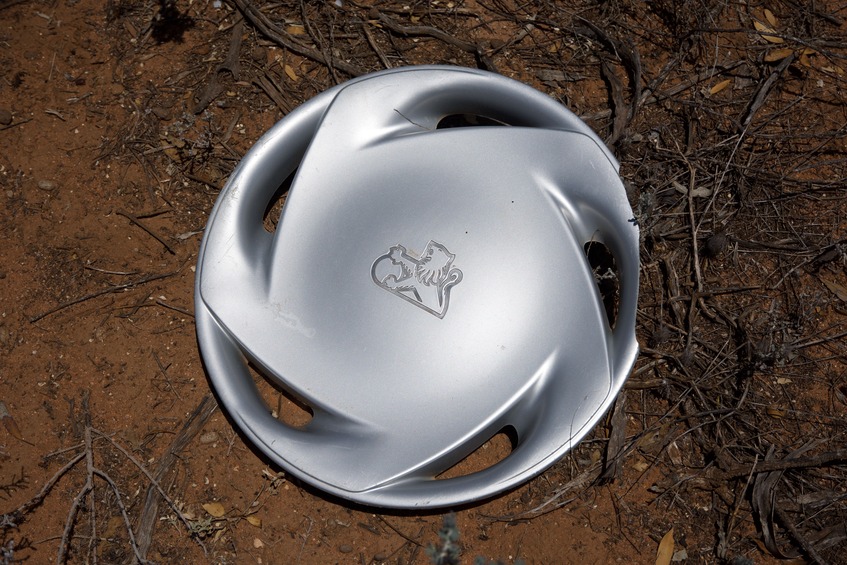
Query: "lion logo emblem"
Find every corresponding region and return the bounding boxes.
[371,240,463,318]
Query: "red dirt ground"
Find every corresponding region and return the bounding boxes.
[1,1,845,564]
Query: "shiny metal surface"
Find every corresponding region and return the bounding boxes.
[195,66,639,508]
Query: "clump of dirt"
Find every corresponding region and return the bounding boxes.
[1,1,846,564]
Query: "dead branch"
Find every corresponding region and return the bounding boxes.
[3,452,85,524]
[774,505,830,565]
[193,20,244,114]
[135,394,218,561]
[376,516,423,548]
[254,73,293,114]
[362,22,391,70]
[0,0,28,11]
[374,11,476,53]
[116,210,177,255]
[299,0,340,84]
[92,429,203,548]
[29,271,178,323]
[3,392,210,563]
[599,391,628,482]
[230,0,364,77]
[55,393,150,565]
[739,52,796,130]
[373,10,496,72]
[573,17,642,121]
[600,60,628,147]
[719,449,847,479]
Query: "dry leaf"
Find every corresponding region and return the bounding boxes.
[666,440,683,466]
[776,377,792,385]
[709,78,732,95]
[752,539,806,565]
[656,527,675,565]
[799,48,817,68]
[161,141,181,162]
[633,460,650,472]
[0,401,24,442]
[672,180,713,198]
[246,515,262,527]
[202,502,226,518]
[285,25,305,35]
[764,8,778,27]
[753,20,784,43]
[166,134,185,149]
[764,48,794,63]
[753,20,772,33]
[284,64,299,82]
[766,405,787,418]
[821,277,847,302]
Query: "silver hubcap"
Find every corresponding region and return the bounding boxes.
[195,66,639,508]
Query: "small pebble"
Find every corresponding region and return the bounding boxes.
[0,109,12,126]
[199,431,219,444]
[338,544,353,553]
[37,180,57,191]
[704,233,729,257]
[151,106,172,120]
[251,46,266,63]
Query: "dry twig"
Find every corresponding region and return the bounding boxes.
[135,394,218,560]
[29,271,178,323]
[116,210,176,255]
[230,0,363,76]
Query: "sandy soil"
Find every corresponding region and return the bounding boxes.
[1,1,845,564]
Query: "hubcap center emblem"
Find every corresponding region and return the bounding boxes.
[371,240,463,318]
